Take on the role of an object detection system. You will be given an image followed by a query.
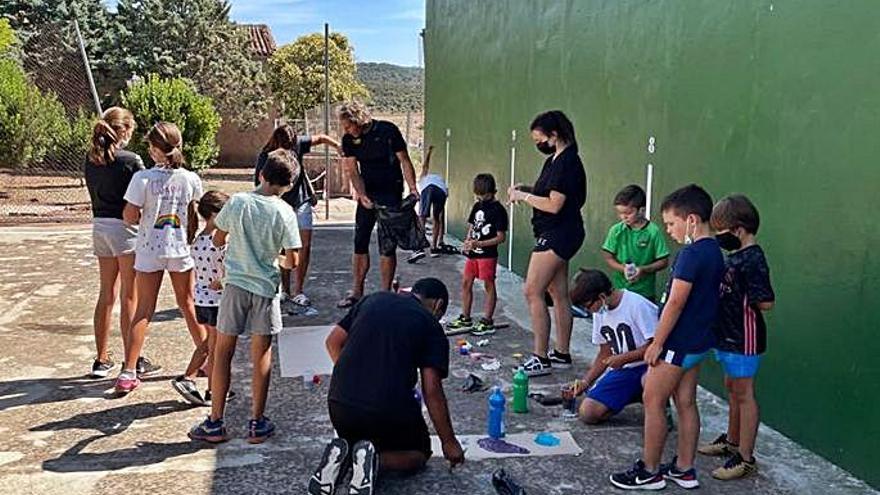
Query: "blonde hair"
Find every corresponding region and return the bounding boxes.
[88,107,136,166]
[337,101,372,127]
[146,121,186,168]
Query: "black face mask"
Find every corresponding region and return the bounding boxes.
[716,232,742,251]
[536,141,556,155]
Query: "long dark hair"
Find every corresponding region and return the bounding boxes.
[530,110,577,146]
[262,124,297,153]
[146,121,186,168]
[88,107,135,165]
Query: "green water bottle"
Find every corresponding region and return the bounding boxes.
[512,366,529,413]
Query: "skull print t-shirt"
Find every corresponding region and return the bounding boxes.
[591,289,658,368]
[466,199,508,259]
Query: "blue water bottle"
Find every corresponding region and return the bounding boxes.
[488,386,506,439]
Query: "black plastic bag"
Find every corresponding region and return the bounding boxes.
[376,195,430,252]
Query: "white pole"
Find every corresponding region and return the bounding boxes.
[74,19,102,115]
[444,128,451,234]
[323,23,331,220]
[507,129,517,270]
[646,135,656,220]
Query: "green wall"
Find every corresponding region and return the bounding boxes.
[425,0,880,487]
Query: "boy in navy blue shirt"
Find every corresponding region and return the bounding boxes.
[610,184,724,491]
[699,194,775,481]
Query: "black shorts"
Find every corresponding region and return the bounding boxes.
[329,401,432,458]
[533,226,585,261]
[195,305,218,327]
[354,196,401,256]
[419,185,446,220]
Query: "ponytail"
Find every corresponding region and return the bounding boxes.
[146,121,186,168]
[88,107,136,166]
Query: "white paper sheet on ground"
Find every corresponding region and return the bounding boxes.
[277,326,334,377]
[430,432,582,460]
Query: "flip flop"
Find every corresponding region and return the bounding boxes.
[337,292,360,309]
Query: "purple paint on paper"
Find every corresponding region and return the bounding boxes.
[478,437,531,455]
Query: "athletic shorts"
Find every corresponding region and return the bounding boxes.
[659,348,709,371]
[419,185,447,219]
[533,226,585,261]
[586,364,648,414]
[92,218,137,257]
[195,305,219,327]
[715,350,761,378]
[464,257,498,281]
[217,284,282,336]
[354,196,401,257]
[329,401,432,458]
[134,254,194,273]
[296,202,314,231]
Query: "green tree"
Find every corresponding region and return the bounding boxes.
[115,0,269,128]
[268,32,370,119]
[121,74,221,171]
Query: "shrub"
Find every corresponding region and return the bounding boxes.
[121,74,221,170]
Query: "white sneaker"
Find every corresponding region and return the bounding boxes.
[520,355,552,377]
[309,438,349,495]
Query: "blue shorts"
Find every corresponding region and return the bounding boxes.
[586,364,647,414]
[659,349,709,371]
[715,350,761,378]
[419,185,446,219]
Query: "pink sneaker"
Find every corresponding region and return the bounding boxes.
[115,374,141,394]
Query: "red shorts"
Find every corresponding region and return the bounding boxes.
[464,257,498,281]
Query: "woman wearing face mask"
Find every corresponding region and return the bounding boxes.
[508,110,587,376]
[84,107,145,379]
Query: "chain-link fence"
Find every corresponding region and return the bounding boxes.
[0,20,100,224]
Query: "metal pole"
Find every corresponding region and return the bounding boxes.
[444,128,450,234]
[508,129,516,270]
[646,136,656,220]
[74,19,102,115]
[323,23,330,220]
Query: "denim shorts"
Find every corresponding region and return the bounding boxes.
[296,202,314,231]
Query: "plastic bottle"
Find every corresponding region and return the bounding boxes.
[487,386,506,439]
[512,367,529,413]
[624,259,637,281]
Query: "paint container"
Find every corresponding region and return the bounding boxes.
[561,384,577,416]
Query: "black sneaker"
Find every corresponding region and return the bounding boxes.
[89,359,115,378]
[660,456,700,489]
[609,459,666,490]
[520,354,552,377]
[406,250,426,263]
[349,440,378,495]
[547,349,573,369]
[136,356,162,376]
[492,468,527,495]
[309,438,350,495]
[171,376,208,406]
[430,247,442,258]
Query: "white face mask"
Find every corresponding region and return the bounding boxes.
[684,217,696,245]
[598,295,609,314]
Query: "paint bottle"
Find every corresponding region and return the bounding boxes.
[625,259,637,281]
[392,277,400,293]
[488,386,506,439]
[512,367,529,413]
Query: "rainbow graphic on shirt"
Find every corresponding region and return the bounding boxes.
[153,214,182,229]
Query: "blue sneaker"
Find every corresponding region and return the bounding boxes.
[247,416,276,444]
[660,456,700,489]
[188,416,228,443]
[609,459,666,490]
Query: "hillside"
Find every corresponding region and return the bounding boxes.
[356,62,423,113]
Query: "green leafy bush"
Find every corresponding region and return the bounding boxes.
[121,74,221,170]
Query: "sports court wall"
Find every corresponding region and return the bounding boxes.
[424,0,879,487]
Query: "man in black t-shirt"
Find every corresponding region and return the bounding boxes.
[336,102,419,309]
[309,278,464,495]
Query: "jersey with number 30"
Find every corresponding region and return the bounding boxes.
[591,290,659,368]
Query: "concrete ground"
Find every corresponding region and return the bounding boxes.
[0,223,875,495]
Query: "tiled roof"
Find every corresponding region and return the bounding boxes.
[243,24,276,58]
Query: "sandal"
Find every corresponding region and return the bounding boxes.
[336,291,360,309]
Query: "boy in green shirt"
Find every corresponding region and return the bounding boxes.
[601,185,669,301]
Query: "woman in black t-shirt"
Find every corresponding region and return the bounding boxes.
[508,110,587,377]
[84,107,145,379]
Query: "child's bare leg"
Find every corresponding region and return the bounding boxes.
[461,275,475,317]
[125,271,163,372]
[94,257,120,362]
[293,229,312,296]
[523,250,560,357]
[642,362,684,471]
[205,325,217,391]
[725,375,741,445]
[547,260,573,354]
[117,254,137,351]
[280,267,292,297]
[733,377,758,460]
[210,333,237,421]
[170,270,208,379]
[250,335,273,419]
[483,278,497,320]
[673,365,702,469]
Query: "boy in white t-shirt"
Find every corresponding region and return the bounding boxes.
[570,268,658,424]
[117,122,207,394]
[416,145,448,256]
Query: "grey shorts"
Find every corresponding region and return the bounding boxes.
[296,202,314,231]
[92,218,137,257]
[217,284,282,336]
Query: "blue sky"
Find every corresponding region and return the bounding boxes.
[106,0,426,66]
